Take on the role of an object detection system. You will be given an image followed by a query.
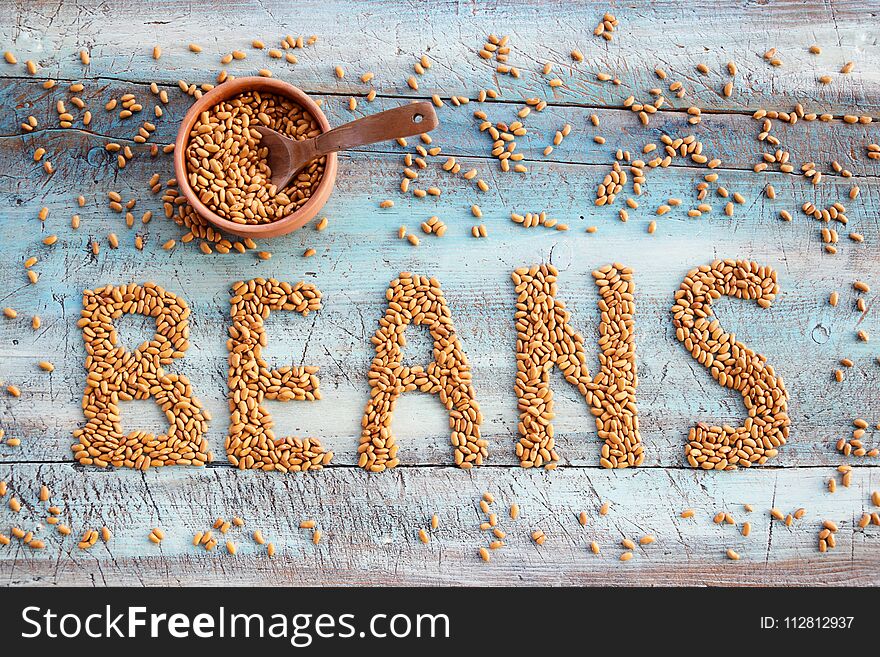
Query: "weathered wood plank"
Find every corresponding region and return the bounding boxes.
[0,465,880,585]
[3,77,879,178]
[0,133,877,469]
[1,0,879,115]
[1,464,877,586]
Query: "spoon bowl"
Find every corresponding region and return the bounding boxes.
[253,101,439,189]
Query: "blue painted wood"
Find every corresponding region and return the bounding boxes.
[0,0,878,585]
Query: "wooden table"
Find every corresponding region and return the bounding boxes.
[0,0,878,586]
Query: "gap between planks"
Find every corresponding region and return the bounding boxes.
[4,71,876,122]
[3,127,880,183]
[0,460,877,470]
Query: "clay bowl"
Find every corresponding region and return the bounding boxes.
[173,76,338,238]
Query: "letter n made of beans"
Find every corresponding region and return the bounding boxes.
[511,263,642,469]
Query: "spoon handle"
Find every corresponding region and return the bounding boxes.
[310,101,439,159]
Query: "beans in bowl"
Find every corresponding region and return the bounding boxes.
[185,91,326,224]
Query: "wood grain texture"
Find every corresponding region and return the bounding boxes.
[1,0,879,114]
[3,77,879,175]
[1,465,878,586]
[0,0,878,586]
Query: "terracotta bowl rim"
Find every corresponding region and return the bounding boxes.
[172,76,338,238]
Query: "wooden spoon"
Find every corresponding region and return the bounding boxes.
[254,101,439,189]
